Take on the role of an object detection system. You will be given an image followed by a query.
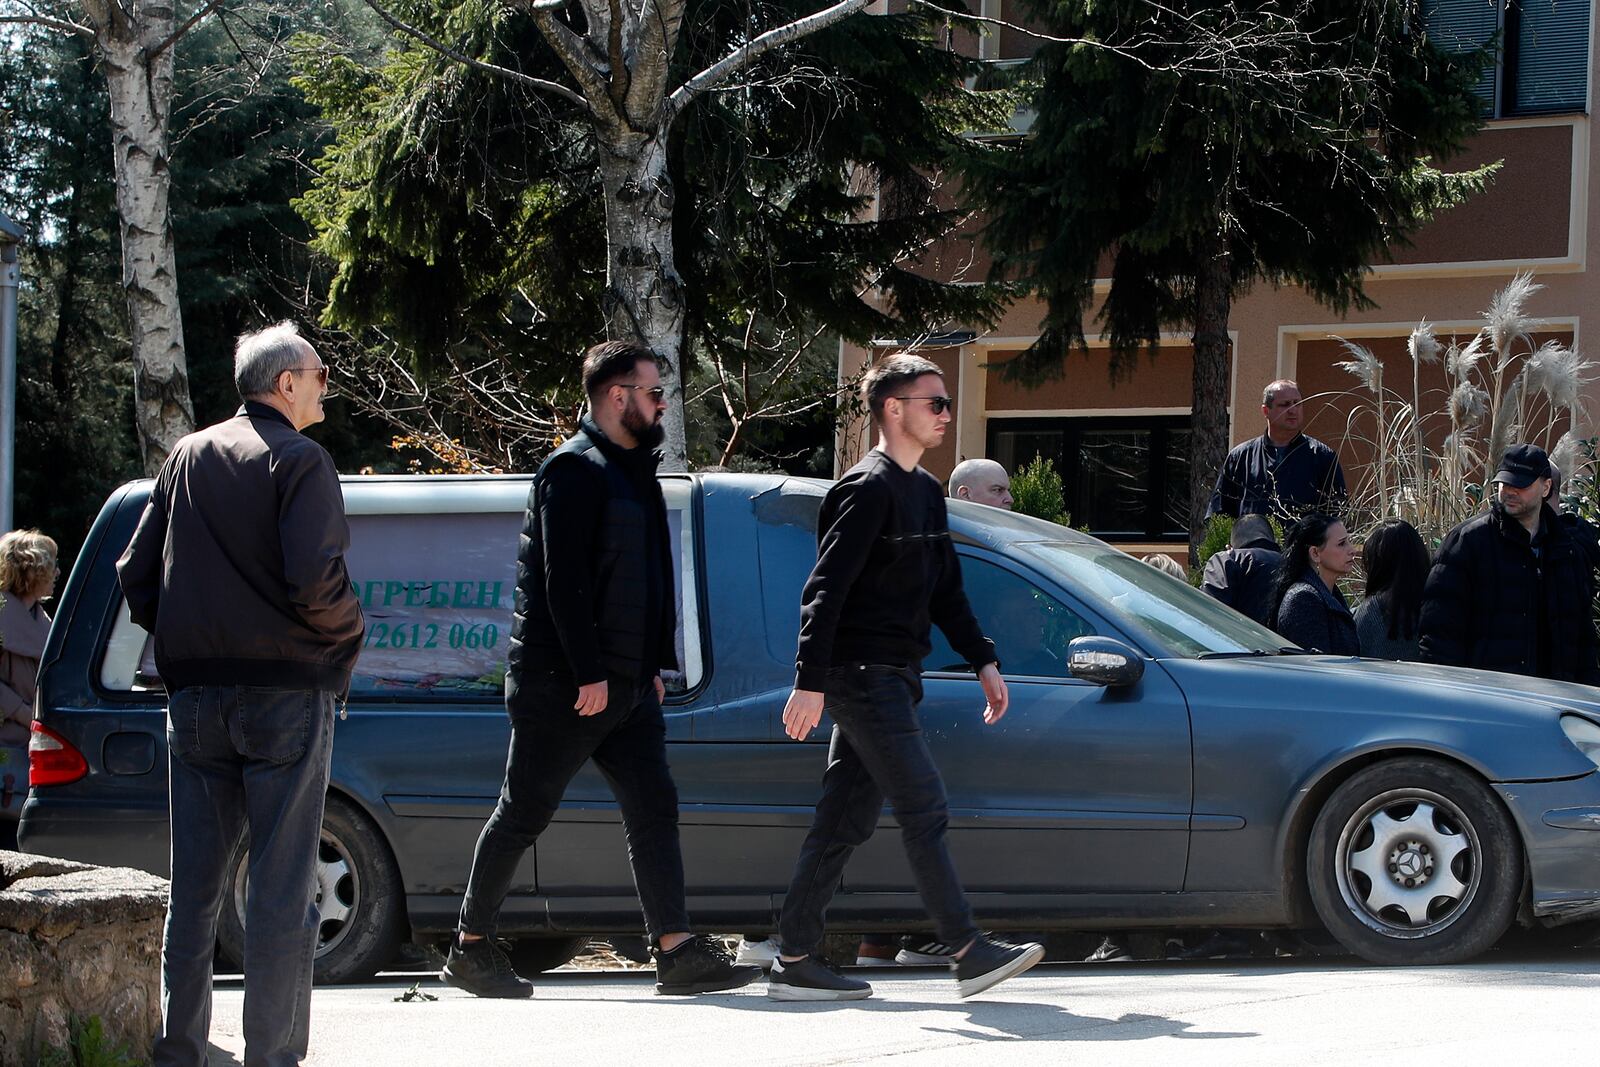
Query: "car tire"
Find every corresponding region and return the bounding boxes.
[217,795,406,984]
[1307,756,1521,965]
[507,935,590,974]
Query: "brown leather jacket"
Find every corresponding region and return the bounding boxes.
[116,402,364,694]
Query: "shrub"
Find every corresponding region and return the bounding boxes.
[1010,453,1071,526]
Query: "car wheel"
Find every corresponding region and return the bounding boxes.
[217,796,406,984]
[507,935,590,974]
[1307,757,1521,965]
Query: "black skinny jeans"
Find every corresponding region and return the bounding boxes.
[458,672,691,943]
[777,664,980,958]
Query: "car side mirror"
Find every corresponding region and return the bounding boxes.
[1068,636,1145,688]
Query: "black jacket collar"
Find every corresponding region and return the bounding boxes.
[580,414,661,473]
[238,400,296,431]
[1491,501,1562,548]
[1259,431,1307,452]
[1298,568,1352,616]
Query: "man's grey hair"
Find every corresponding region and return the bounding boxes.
[235,321,312,400]
[949,458,1007,498]
[1262,379,1299,406]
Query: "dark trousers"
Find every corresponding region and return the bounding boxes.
[777,665,979,957]
[156,686,335,1067]
[458,673,691,943]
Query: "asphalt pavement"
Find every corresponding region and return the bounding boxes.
[204,948,1600,1066]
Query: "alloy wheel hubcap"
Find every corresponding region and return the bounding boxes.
[1335,789,1480,939]
[233,829,361,959]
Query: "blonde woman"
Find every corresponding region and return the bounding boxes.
[0,528,58,747]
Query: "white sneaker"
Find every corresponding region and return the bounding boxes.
[894,940,957,966]
[735,936,781,970]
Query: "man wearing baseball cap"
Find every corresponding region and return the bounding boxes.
[1419,443,1600,684]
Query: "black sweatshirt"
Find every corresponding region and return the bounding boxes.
[521,426,675,687]
[794,450,997,691]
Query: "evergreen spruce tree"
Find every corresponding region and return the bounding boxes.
[963,0,1493,554]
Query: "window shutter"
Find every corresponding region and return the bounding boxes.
[1512,0,1591,113]
[1424,0,1503,112]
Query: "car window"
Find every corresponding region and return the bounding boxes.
[1020,539,1288,657]
[926,556,1094,678]
[99,479,706,698]
[754,485,824,662]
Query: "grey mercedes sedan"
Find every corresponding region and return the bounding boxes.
[19,472,1600,979]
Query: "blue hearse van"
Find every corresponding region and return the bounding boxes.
[20,473,1600,980]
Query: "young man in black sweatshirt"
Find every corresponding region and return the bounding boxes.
[767,354,1045,1002]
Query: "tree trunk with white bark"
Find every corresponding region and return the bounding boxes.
[1189,225,1233,559]
[597,130,689,469]
[75,0,195,474]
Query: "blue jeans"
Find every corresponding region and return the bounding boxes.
[777,664,980,958]
[155,686,335,1067]
[458,673,691,943]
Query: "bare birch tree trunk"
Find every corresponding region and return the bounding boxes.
[597,132,690,469]
[95,4,195,474]
[1189,226,1233,559]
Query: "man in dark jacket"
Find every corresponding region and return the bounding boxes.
[1419,444,1600,684]
[767,354,1044,1004]
[1207,380,1347,521]
[1201,514,1283,625]
[442,342,757,999]
[117,322,364,1067]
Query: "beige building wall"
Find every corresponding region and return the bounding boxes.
[841,11,1599,563]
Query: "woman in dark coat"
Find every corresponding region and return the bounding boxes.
[1269,513,1360,656]
[1354,519,1429,661]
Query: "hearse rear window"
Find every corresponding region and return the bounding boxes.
[99,479,705,699]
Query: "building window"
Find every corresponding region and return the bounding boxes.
[987,416,1191,541]
[1424,0,1591,116]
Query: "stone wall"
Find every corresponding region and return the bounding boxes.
[0,851,166,1066]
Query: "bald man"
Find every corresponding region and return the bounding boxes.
[949,459,1013,510]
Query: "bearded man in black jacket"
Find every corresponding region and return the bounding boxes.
[766,353,1045,1004]
[442,342,757,999]
[1419,444,1600,684]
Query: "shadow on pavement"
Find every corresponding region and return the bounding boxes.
[658,991,1256,1043]
[205,1043,244,1066]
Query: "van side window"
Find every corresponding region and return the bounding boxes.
[925,556,1093,678]
[345,511,521,698]
[98,479,707,699]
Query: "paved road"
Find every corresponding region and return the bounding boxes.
[207,951,1600,1066]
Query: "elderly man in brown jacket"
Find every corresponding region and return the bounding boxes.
[118,321,363,1067]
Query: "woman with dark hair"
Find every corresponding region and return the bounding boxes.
[1269,513,1360,655]
[1354,519,1430,661]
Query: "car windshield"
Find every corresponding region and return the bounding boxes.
[1018,540,1296,658]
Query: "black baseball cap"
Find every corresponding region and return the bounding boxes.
[1492,443,1552,489]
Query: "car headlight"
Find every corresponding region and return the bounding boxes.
[1560,714,1600,769]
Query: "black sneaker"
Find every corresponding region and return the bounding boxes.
[952,935,1045,999]
[1084,935,1133,963]
[652,935,762,995]
[767,955,873,1002]
[441,936,534,999]
[1171,931,1253,960]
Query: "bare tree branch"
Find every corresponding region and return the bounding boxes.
[362,0,592,111]
[664,0,870,122]
[148,0,227,59]
[505,0,617,120]
[0,12,95,38]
